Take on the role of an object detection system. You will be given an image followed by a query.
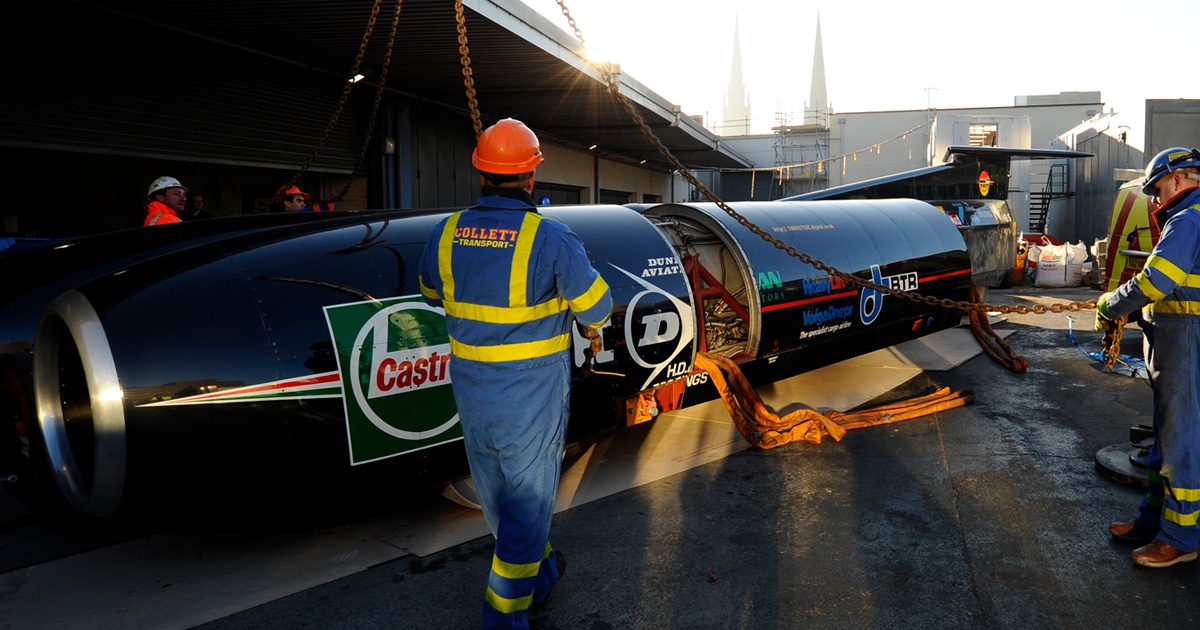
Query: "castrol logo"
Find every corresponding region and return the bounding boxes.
[348,301,456,439]
[325,297,461,462]
[369,346,452,398]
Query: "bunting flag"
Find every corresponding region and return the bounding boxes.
[709,119,931,175]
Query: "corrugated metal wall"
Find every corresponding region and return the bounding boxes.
[408,105,479,210]
[1,5,365,173]
[1144,100,1200,159]
[1060,133,1143,243]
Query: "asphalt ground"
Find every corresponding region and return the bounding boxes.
[192,286,1197,629]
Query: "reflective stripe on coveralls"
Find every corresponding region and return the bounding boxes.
[484,543,558,613]
[1106,188,1200,551]
[430,207,611,362]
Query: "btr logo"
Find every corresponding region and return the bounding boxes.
[859,265,920,325]
[887,271,919,291]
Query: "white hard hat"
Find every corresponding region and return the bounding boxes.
[147,176,187,199]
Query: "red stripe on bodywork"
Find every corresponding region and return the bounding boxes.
[183,372,341,401]
[761,289,857,312]
[760,268,971,313]
[920,269,973,283]
[1106,189,1139,271]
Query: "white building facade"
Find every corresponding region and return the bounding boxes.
[715,92,1104,234]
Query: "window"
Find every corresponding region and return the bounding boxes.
[598,189,633,205]
[968,123,999,147]
[532,182,583,206]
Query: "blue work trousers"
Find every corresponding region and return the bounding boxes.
[451,352,569,629]
[1134,317,1200,551]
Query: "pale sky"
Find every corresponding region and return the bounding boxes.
[523,0,1196,149]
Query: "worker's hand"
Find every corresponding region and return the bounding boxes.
[1094,292,1115,331]
[577,323,603,355]
[586,327,603,356]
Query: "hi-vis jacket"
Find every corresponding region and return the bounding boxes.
[1107,187,1200,321]
[417,194,612,363]
[144,200,182,226]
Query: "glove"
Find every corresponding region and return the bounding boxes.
[576,322,603,356]
[1094,292,1115,331]
[585,327,603,356]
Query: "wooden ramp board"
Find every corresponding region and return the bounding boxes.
[844,324,1014,371]
[0,324,990,629]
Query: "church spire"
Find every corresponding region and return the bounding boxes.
[723,16,751,135]
[804,13,830,128]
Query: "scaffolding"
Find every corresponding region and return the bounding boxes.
[772,112,830,197]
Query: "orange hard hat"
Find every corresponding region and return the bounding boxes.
[471,118,545,175]
[275,184,310,200]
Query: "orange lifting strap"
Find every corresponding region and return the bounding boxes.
[693,353,974,450]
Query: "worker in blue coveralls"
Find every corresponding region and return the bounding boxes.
[1098,147,1200,568]
[418,118,612,627]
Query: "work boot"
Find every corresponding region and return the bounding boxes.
[1131,540,1198,568]
[1108,520,1155,544]
[532,552,566,609]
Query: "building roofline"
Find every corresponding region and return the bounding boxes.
[834,101,1105,116]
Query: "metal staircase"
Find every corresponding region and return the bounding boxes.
[1028,163,1071,234]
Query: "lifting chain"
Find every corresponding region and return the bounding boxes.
[454,0,484,139]
[552,0,1098,320]
[331,0,405,202]
[289,0,384,188]
[1102,316,1129,370]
